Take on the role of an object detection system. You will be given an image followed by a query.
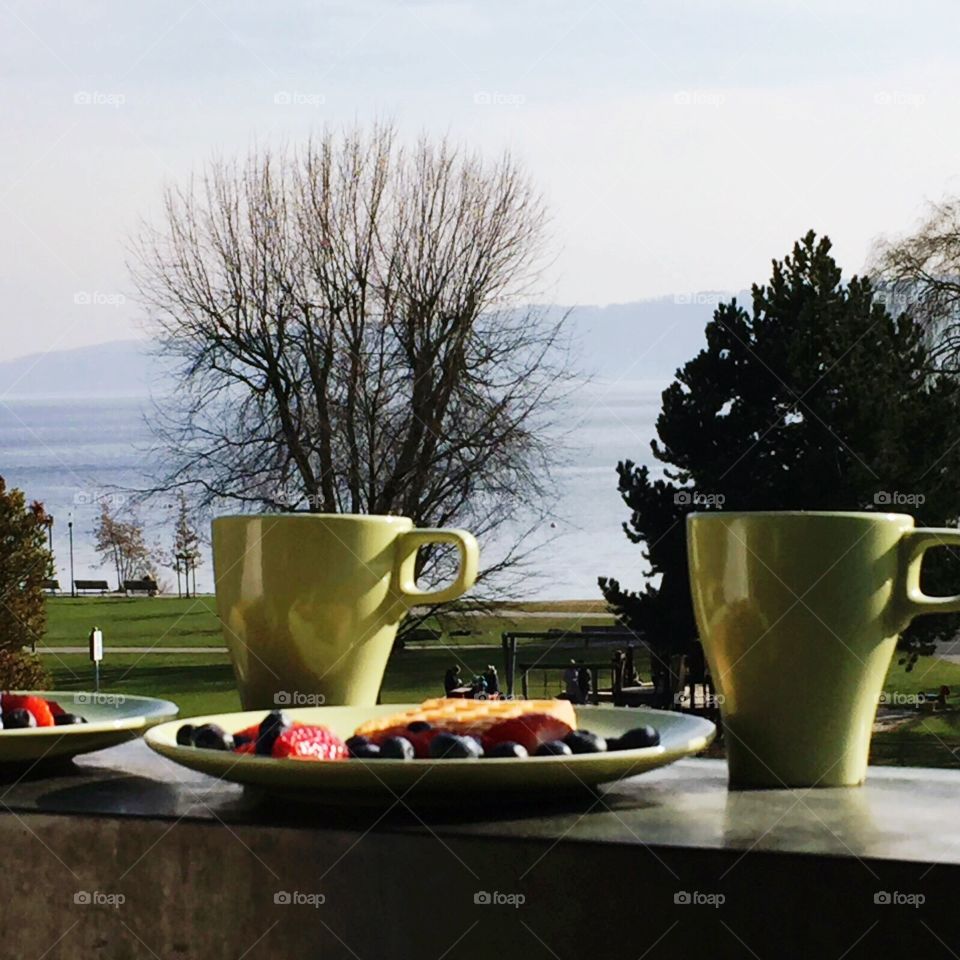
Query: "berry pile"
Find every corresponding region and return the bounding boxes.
[0,693,88,730]
[178,708,661,763]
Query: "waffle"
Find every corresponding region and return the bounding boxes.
[355,697,577,740]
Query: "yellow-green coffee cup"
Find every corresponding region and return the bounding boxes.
[687,511,960,788]
[212,514,479,709]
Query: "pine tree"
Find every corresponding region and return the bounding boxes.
[600,231,960,680]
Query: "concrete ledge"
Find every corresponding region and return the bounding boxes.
[0,744,958,958]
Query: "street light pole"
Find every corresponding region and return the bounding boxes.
[68,513,75,598]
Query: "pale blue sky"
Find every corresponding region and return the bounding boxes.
[2,0,959,358]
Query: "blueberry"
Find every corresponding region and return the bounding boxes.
[345,735,374,757]
[3,709,36,729]
[346,736,381,759]
[564,730,607,754]
[54,713,88,726]
[407,720,432,733]
[535,740,573,757]
[176,723,196,746]
[485,741,529,759]
[429,733,483,759]
[611,726,661,750]
[379,736,416,760]
[233,733,254,747]
[256,710,291,756]
[192,723,234,751]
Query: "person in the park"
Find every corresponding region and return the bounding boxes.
[444,665,462,695]
[484,665,499,696]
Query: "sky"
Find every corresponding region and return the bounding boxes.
[2,0,960,360]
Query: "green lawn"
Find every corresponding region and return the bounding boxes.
[44,596,222,647]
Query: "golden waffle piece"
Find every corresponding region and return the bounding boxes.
[354,697,576,740]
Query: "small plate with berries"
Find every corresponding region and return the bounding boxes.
[145,698,715,802]
[0,691,178,763]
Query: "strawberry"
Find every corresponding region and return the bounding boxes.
[45,699,66,718]
[3,694,55,727]
[233,741,256,755]
[271,725,347,761]
[481,713,573,755]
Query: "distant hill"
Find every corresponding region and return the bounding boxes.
[0,340,160,398]
[0,293,739,398]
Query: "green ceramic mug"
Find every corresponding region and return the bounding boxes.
[212,514,479,709]
[687,511,960,788]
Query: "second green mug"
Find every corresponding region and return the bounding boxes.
[687,511,960,788]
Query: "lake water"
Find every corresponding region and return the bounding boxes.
[0,380,670,599]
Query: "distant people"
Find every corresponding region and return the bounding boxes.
[484,665,500,696]
[563,659,582,703]
[444,665,462,695]
[577,663,592,702]
[612,649,626,697]
[624,645,639,686]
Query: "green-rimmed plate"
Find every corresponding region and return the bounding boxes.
[0,691,178,763]
[145,704,715,802]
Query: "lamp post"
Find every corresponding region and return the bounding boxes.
[68,512,75,598]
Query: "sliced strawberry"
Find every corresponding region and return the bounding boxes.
[481,713,573,755]
[45,699,66,718]
[271,724,347,761]
[233,741,256,754]
[3,694,55,727]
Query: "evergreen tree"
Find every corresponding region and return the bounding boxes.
[600,231,960,678]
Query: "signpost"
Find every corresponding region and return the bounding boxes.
[89,626,103,692]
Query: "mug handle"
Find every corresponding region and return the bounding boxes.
[901,528,960,616]
[394,529,479,605]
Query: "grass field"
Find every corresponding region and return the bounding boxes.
[38,596,960,767]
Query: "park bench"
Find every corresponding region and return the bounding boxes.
[74,579,109,595]
[41,578,60,594]
[123,578,158,597]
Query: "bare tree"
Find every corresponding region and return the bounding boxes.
[130,124,572,595]
[94,501,153,589]
[870,198,960,369]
